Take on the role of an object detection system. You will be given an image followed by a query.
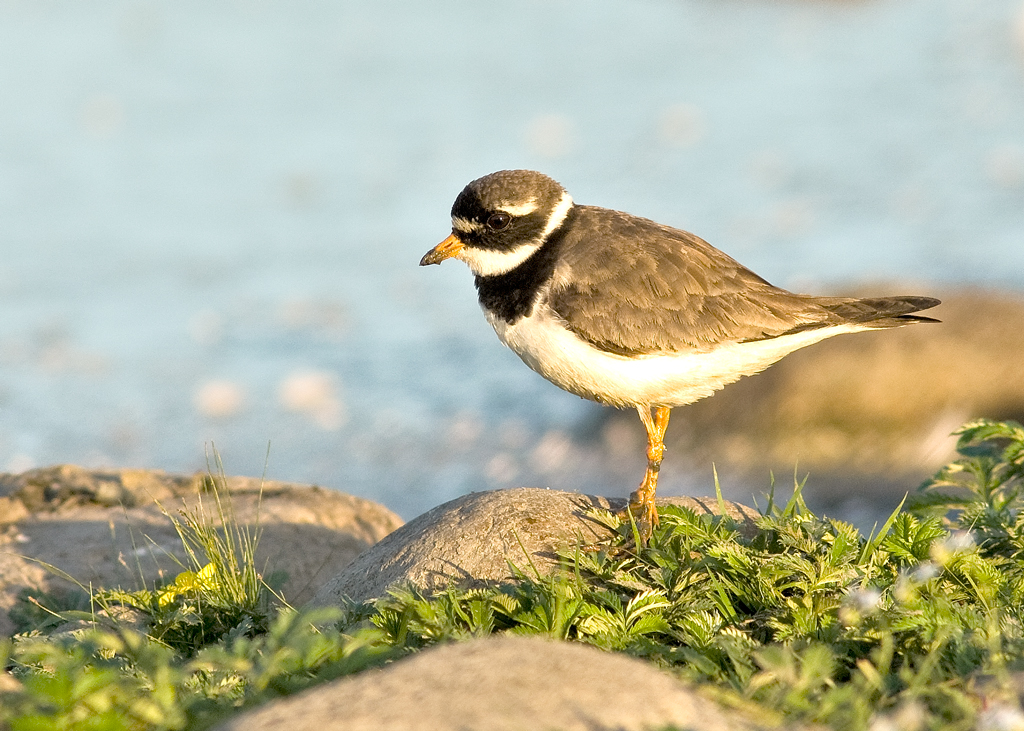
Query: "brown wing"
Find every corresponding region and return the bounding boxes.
[547,206,937,356]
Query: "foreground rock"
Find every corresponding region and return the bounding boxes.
[216,635,774,731]
[310,487,757,606]
[0,465,403,635]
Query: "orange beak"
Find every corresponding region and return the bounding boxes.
[420,233,465,266]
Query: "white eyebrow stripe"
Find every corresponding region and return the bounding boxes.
[497,199,539,216]
[451,190,576,277]
[540,191,573,238]
[454,192,576,277]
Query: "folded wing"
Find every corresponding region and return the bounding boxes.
[547,206,939,356]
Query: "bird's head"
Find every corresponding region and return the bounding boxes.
[420,170,574,277]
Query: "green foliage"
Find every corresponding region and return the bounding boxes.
[334,491,1020,730]
[6,629,187,731]
[98,462,271,657]
[913,419,1024,558]
[1,609,397,731]
[10,459,273,658]
[5,420,1024,730]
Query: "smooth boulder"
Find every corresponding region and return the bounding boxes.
[0,465,403,635]
[216,634,774,731]
[310,487,757,606]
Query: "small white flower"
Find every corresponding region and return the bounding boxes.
[946,531,976,551]
[930,531,976,564]
[868,718,898,731]
[850,587,882,612]
[978,704,1024,731]
[869,701,927,731]
[910,561,939,582]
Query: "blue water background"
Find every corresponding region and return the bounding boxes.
[1,0,1023,518]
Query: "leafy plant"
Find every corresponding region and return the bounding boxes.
[912,419,1024,558]
[99,459,272,656]
[6,421,1024,731]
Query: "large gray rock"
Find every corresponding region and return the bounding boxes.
[216,635,771,731]
[310,487,757,607]
[0,465,403,635]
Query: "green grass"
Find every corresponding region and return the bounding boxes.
[102,465,272,656]
[4,419,1024,730]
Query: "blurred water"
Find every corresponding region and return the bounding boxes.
[1,0,1023,518]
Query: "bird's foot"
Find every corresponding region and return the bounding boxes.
[619,488,659,547]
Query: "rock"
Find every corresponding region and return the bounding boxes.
[0,497,29,526]
[310,487,757,607]
[48,605,151,638]
[0,465,403,635]
[215,635,774,731]
[5,464,170,510]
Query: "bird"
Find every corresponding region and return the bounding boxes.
[420,170,940,544]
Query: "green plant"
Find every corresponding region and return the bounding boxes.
[2,608,397,731]
[6,420,1024,731]
[99,459,272,656]
[329,421,1024,729]
[912,419,1024,557]
[5,628,186,731]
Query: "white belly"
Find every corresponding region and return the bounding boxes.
[485,305,864,408]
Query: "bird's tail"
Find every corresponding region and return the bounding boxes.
[822,295,941,328]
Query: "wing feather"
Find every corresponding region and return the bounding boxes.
[546,207,937,356]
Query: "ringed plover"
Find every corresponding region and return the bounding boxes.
[420,170,940,543]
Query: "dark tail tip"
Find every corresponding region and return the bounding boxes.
[824,295,942,326]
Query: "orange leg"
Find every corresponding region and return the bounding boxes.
[625,405,671,545]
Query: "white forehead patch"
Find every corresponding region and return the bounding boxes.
[497,198,539,216]
[451,216,483,234]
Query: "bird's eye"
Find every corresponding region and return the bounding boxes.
[487,212,512,230]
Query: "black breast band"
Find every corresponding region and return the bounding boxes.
[474,207,576,324]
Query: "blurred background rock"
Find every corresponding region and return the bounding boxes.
[0,0,1022,525]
